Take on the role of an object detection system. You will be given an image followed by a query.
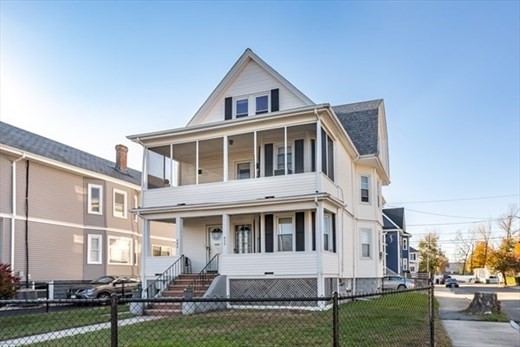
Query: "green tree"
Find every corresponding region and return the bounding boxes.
[418,232,448,275]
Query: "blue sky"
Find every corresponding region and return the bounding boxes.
[1,1,519,258]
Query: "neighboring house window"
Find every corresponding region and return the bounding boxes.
[410,253,417,261]
[410,265,416,272]
[113,189,127,219]
[108,237,132,264]
[277,217,294,252]
[403,258,408,271]
[275,146,292,175]
[360,176,370,203]
[88,184,103,215]
[255,95,269,114]
[403,238,408,250]
[234,224,253,254]
[236,98,248,118]
[361,228,371,258]
[87,234,102,264]
[237,162,251,179]
[152,245,173,256]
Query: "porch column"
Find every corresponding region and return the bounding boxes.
[254,131,258,179]
[316,203,324,297]
[223,136,228,182]
[140,219,150,284]
[195,141,199,185]
[284,126,288,175]
[222,214,230,254]
[177,217,184,256]
[316,119,322,192]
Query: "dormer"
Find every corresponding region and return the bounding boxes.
[188,49,314,126]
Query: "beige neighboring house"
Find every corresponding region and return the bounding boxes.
[0,122,175,283]
[129,49,391,297]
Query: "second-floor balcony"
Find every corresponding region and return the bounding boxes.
[141,121,339,209]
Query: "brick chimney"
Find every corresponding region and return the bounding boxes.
[115,144,128,172]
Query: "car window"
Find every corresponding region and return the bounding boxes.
[91,276,115,284]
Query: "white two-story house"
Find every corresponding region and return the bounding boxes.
[129,49,391,298]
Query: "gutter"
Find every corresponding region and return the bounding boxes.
[11,152,26,271]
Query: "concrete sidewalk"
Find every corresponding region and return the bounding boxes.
[435,286,520,347]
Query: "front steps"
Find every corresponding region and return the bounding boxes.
[144,273,217,316]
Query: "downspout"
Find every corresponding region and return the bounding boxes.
[10,153,25,273]
[24,160,30,287]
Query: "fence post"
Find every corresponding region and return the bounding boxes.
[332,292,339,347]
[111,294,119,347]
[429,279,435,347]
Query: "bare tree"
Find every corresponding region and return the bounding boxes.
[490,205,520,285]
[455,229,475,275]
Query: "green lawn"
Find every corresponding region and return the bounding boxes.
[2,293,451,346]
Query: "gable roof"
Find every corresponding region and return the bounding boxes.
[333,99,382,156]
[187,48,314,126]
[0,121,141,186]
[383,207,406,231]
[409,246,418,253]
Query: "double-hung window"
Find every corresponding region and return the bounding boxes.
[276,146,292,175]
[255,95,269,114]
[360,176,370,203]
[403,238,408,250]
[361,228,372,258]
[320,129,335,181]
[113,189,127,219]
[88,184,103,215]
[403,258,408,271]
[323,214,334,252]
[236,99,248,118]
[87,234,102,264]
[152,245,173,256]
[237,162,251,179]
[277,217,293,252]
[108,237,132,264]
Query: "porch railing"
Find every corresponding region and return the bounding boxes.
[187,254,220,294]
[144,255,186,298]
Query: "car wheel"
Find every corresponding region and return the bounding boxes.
[98,292,111,304]
[397,284,406,290]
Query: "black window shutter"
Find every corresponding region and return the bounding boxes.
[312,212,316,251]
[265,214,274,253]
[327,136,334,181]
[295,139,304,174]
[264,143,273,177]
[321,128,327,175]
[311,139,316,172]
[271,89,279,112]
[332,213,336,253]
[295,212,305,251]
[225,97,232,120]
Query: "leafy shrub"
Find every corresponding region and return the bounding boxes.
[0,263,20,299]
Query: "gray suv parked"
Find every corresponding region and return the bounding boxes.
[67,275,140,300]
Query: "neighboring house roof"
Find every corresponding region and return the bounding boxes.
[383,207,406,231]
[409,246,418,253]
[0,121,141,186]
[332,99,382,156]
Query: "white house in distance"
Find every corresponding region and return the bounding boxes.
[128,49,391,298]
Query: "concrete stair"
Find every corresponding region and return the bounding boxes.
[145,273,218,316]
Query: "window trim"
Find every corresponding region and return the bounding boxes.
[235,98,249,118]
[87,184,103,215]
[255,93,269,115]
[276,215,295,252]
[107,236,132,265]
[410,253,416,261]
[236,161,251,180]
[87,234,102,265]
[113,189,128,219]
[323,213,334,252]
[274,143,293,175]
[360,228,372,259]
[360,175,370,204]
[403,238,408,250]
[403,258,408,271]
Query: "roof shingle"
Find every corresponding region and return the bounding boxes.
[0,122,141,186]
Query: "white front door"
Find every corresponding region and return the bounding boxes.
[207,225,223,261]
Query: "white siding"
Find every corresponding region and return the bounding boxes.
[144,256,180,281]
[199,60,308,124]
[221,252,318,276]
[143,173,316,208]
[182,219,210,273]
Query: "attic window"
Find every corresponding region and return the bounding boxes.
[236,99,248,118]
[256,95,268,114]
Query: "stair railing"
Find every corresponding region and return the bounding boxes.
[144,255,186,298]
[186,254,220,294]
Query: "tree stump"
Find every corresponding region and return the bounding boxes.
[464,292,501,315]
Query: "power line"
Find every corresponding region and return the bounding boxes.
[399,207,488,220]
[387,194,519,205]
[407,219,503,227]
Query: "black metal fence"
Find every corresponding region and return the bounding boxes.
[0,286,434,346]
